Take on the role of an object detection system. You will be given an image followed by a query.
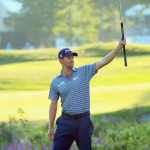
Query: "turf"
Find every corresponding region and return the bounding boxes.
[0,43,150,122]
[0,56,150,91]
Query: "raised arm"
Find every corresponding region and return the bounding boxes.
[95,38,126,71]
[48,100,58,141]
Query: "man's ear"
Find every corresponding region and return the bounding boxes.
[59,58,63,64]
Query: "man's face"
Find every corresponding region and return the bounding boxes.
[60,54,74,69]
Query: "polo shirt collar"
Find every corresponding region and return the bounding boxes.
[58,67,77,77]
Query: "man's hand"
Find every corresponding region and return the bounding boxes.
[48,128,54,141]
[118,38,126,49]
[48,100,58,141]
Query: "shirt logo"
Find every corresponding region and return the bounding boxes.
[57,81,65,87]
[72,77,78,81]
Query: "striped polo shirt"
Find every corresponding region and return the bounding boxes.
[48,63,98,115]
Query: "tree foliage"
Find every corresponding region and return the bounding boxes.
[54,0,100,46]
[12,0,57,47]
[11,0,149,47]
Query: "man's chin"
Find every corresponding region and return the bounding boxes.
[68,65,74,69]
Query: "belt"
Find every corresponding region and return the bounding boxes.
[62,111,90,119]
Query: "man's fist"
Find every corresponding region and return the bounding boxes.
[48,128,54,141]
[119,38,126,48]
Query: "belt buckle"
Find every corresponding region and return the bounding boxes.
[73,115,80,119]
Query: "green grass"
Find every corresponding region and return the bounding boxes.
[0,44,150,149]
[0,56,150,91]
[0,43,150,65]
[0,83,150,122]
[0,43,150,122]
[0,56,150,122]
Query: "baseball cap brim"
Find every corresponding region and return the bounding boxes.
[72,52,78,56]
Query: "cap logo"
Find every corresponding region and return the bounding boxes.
[60,54,63,58]
[65,49,71,53]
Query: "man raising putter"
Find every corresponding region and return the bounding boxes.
[48,38,126,150]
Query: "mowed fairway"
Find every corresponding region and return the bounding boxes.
[0,55,150,122]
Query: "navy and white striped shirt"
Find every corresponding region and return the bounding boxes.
[48,63,98,115]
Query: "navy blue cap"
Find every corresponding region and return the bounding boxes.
[58,48,78,59]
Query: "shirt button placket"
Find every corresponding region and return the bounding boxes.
[68,75,72,89]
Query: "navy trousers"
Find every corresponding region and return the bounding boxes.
[52,111,93,150]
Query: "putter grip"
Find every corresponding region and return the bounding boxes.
[123,45,127,66]
[121,23,127,67]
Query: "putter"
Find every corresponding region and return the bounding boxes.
[119,0,127,66]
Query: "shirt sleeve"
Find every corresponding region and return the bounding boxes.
[81,63,98,81]
[48,81,59,101]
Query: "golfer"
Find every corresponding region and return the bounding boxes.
[48,38,126,150]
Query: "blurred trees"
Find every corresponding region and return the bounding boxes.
[92,0,149,42]
[12,0,100,47]
[11,0,149,47]
[54,0,100,46]
[11,0,57,47]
